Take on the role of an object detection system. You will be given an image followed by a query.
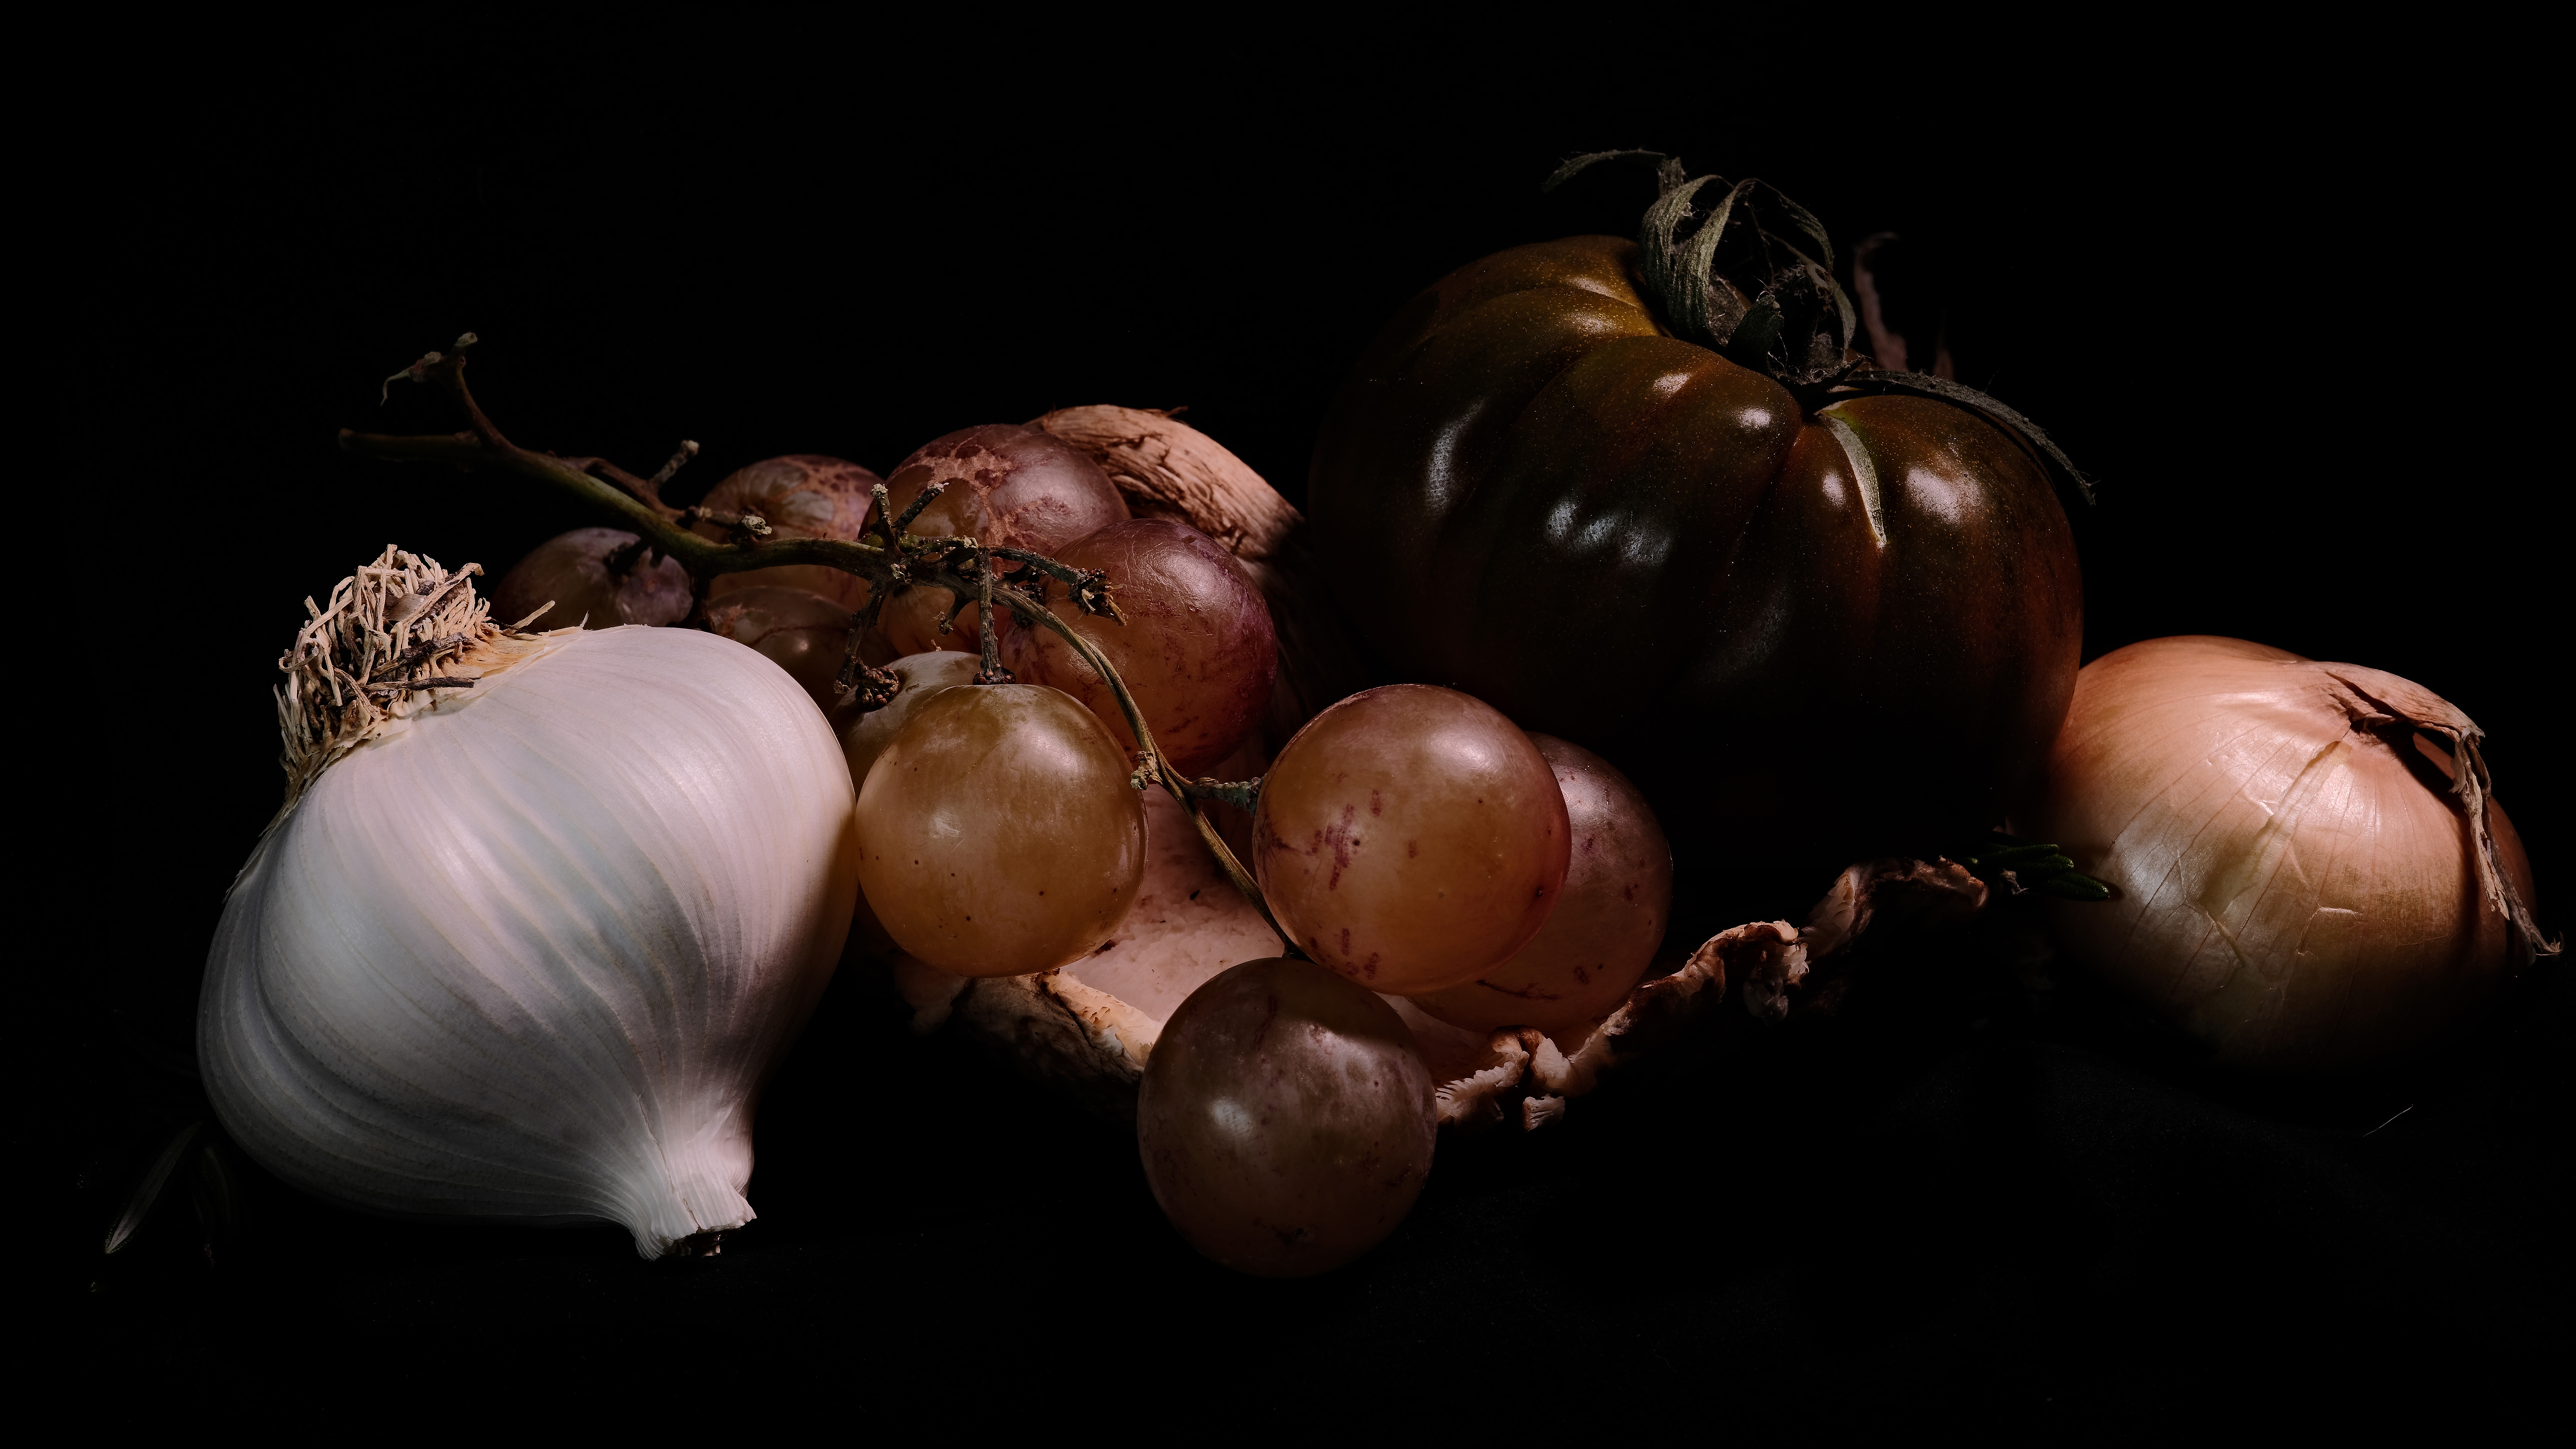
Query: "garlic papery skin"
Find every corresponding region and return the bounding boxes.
[203,551,858,1257]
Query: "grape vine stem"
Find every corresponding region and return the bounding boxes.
[341,337,1295,957]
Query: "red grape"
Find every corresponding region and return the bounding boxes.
[997,517,1277,777]
[1408,734,1671,1035]
[490,527,691,630]
[876,425,1128,653]
[1137,956,1435,1277]
[704,586,857,714]
[692,455,882,611]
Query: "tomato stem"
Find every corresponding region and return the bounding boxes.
[1177,776,1263,813]
[1541,155,2095,504]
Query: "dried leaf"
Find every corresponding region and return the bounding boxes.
[1540,149,1673,195]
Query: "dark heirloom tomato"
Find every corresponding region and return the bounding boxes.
[1310,190,2083,889]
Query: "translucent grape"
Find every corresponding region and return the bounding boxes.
[1253,685,1569,994]
[840,652,981,789]
[836,652,982,956]
[855,684,1144,976]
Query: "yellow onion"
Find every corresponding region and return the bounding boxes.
[2028,636,2546,1073]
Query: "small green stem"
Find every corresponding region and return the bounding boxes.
[1181,777,1264,813]
[1954,834,2111,902]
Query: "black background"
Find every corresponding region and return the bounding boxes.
[50,11,2562,1428]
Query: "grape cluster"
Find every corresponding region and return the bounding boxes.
[502,416,1674,1279]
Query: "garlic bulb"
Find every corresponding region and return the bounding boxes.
[202,547,859,1257]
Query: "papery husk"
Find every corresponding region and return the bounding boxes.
[274,544,577,827]
[892,952,1159,1123]
[2314,663,2549,966]
[889,410,2003,1126]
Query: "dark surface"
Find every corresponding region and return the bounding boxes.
[50,13,2560,1426]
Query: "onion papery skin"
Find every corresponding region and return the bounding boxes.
[2028,636,2537,1075]
[202,627,861,1257]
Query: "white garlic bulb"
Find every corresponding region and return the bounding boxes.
[202,548,858,1257]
